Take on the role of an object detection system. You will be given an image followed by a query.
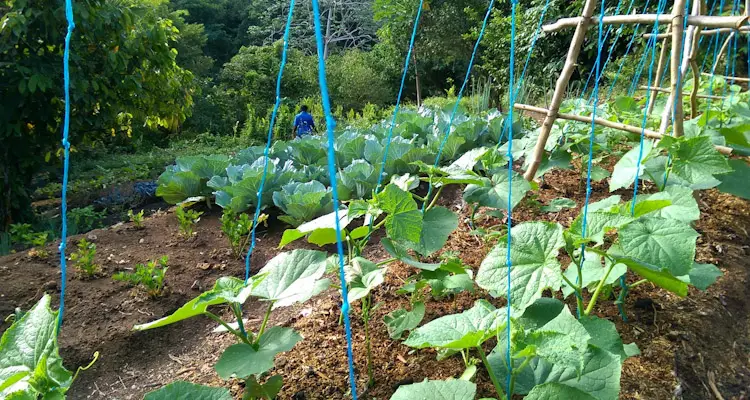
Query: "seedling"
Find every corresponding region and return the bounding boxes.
[70,239,99,277]
[137,250,330,399]
[220,211,266,258]
[128,209,145,228]
[175,205,202,236]
[113,256,169,297]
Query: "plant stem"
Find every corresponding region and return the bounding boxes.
[508,357,532,397]
[363,294,374,387]
[206,312,251,344]
[477,345,505,399]
[255,302,274,345]
[376,257,397,267]
[560,273,583,304]
[584,260,619,316]
[232,303,248,339]
[426,186,445,210]
[412,193,427,202]
[629,279,648,288]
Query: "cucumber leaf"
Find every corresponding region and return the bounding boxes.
[403,300,506,350]
[384,302,426,340]
[251,249,330,309]
[390,379,476,400]
[214,327,301,379]
[618,217,698,277]
[144,381,232,400]
[463,171,531,211]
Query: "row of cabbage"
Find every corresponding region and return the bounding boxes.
[155,108,520,225]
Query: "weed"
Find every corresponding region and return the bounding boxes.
[127,209,145,228]
[70,239,99,277]
[113,256,169,297]
[175,206,202,236]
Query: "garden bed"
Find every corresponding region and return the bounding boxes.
[1,168,748,400]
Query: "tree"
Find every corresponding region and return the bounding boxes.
[0,0,195,226]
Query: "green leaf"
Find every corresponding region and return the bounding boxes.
[561,252,626,298]
[384,302,425,340]
[272,181,333,227]
[463,171,531,211]
[278,209,351,248]
[541,198,576,213]
[637,185,699,221]
[382,238,441,271]
[412,206,459,256]
[665,136,732,188]
[717,159,750,200]
[307,228,338,246]
[244,375,283,400]
[404,300,506,350]
[476,222,565,311]
[587,196,621,212]
[134,277,250,331]
[684,263,723,290]
[390,379,476,400]
[0,295,72,398]
[144,381,232,400]
[374,184,423,243]
[156,170,203,204]
[524,383,598,400]
[610,140,654,192]
[567,211,634,246]
[618,217,698,277]
[347,257,386,302]
[522,307,591,372]
[589,165,611,182]
[215,327,301,379]
[609,245,688,296]
[251,250,330,309]
[579,316,639,362]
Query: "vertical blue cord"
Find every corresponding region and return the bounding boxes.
[422,0,495,212]
[245,0,296,283]
[371,0,424,211]
[704,0,728,112]
[513,0,553,104]
[580,0,631,97]
[606,23,643,100]
[310,1,358,397]
[58,0,76,332]
[578,0,608,321]
[720,0,741,108]
[505,1,518,395]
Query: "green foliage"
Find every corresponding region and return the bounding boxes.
[70,239,100,277]
[175,206,203,236]
[113,256,169,298]
[144,381,232,400]
[9,223,49,248]
[272,181,333,227]
[220,211,257,258]
[391,378,477,400]
[67,206,107,235]
[1,0,195,225]
[128,209,145,228]
[0,295,73,398]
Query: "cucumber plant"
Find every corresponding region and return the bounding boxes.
[136,249,331,399]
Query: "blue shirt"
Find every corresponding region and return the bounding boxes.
[293,112,315,137]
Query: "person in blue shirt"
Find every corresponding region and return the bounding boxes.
[292,105,317,138]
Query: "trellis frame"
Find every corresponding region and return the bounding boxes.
[522,0,748,181]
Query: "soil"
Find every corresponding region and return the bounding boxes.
[1,166,749,400]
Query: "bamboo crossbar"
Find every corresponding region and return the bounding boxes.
[701,72,750,82]
[513,103,733,155]
[644,26,750,38]
[543,15,749,32]
[639,85,726,99]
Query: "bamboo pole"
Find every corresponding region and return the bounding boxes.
[711,32,736,73]
[689,3,704,120]
[648,25,672,116]
[543,15,749,32]
[514,103,734,154]
[701,72,750,82]
[640,85,725,99]
[522,0,600,181]
[644,26,750,38]
[667,0,688,137]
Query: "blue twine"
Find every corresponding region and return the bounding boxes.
[512,0,553,103]
[606,22,643,100]
[57,0,76,332]
[422,0,495,213]
[585,0,639,103]
[580,0,632,97]
[578,0,608,320]
[245,0,296,283]
[310,1,358,397]
[704,0,728,113]
[505,1,519,394]
[373,0,424,204]
[631,0,666,214]
[720,0,741,107]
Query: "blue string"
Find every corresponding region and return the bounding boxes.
[720,0,741,107]
[580,0,631,97]
[57,0,76,332]
[310,1,357,397]
[373,0,424,204]
[606,23,643,100]
[505,1,519,395]
[512,0,553,104]
[704,0,728,113]
[578,0,608,321]
[422,0,495,213]
[245,0,296,283]
[584,0,638,103]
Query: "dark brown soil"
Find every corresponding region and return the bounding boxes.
[1,166,749,400]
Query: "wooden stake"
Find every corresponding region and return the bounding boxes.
[523,0,600,181]
[543,15,749,32]
[667,0,688,137]
[701,72,750,82]
[644,26,750,38]
[640,85,725,99]
[648,25,672,116]
[514,103,734,154]
[711,32,736,73]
